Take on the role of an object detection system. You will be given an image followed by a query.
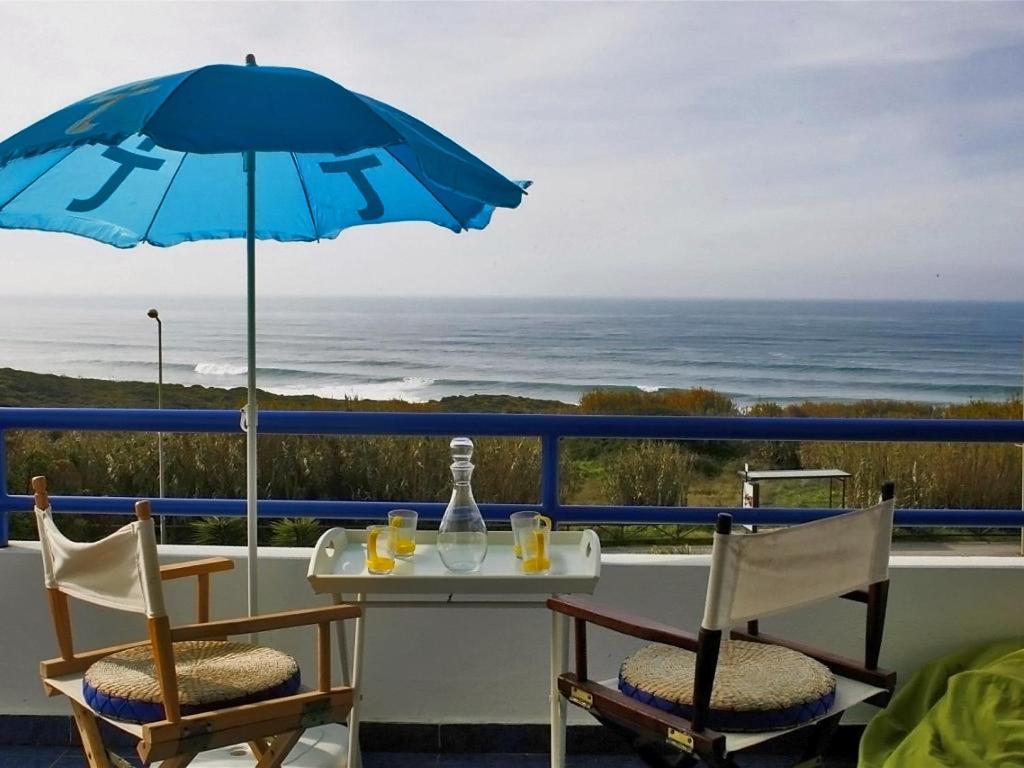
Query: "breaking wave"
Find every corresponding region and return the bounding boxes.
[265,376,437,403]
[194,362,248,376]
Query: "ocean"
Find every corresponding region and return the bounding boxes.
[1,296,1022,406]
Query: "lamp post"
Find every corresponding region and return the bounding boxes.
[147,308,166,544]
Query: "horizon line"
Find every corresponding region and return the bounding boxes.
[0,292,1022,305]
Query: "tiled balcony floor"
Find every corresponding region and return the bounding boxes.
[0,746,858,768]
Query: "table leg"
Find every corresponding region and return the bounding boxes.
[550,610,569,768]
[333,593,351,687]
[347,593,366,768]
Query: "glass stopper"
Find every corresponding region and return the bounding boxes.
[450,436,474,464]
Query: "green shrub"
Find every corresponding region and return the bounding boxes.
[580,388,737,416]
[269,518,323,547]
[580,388,742,467]
[602,441,694,506]
[191,516,246,546]
[744,402,800,469]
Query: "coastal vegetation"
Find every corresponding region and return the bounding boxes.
[1,367,1019,547]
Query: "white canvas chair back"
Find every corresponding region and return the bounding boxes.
[701,497,895,631]
[35,505,166,618]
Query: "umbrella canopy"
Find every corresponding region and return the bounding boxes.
[0,57,529,616]
[0,62,528,245]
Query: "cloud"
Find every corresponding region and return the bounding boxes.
[0,1,1022,300]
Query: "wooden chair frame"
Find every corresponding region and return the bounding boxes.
[32,476,361,768]
[548,482,897,768]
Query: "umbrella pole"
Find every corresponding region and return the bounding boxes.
[245,145,258,622]
[243,53,260,624]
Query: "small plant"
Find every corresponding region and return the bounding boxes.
[602,441,694,507]
[269,517,322,547]
[579,387,737,416]
[191,516,246,546]
[745,401,800,469]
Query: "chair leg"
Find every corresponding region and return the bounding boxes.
[333,592,352,687]
[247,739,269,760]
[550,611,569,768]
[256,730,305,768]
[346,593,367,768]
[793,712,843,768]
[69,701,112,768]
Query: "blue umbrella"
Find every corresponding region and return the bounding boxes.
[0,55,529,615]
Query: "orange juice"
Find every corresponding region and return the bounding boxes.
[367,526,396,574]
[388,509,418,559]
[521,528,550,574]
[395,538,416,557]
[368,553,396,573]
[521,556,549,574]
[511,511,551,560]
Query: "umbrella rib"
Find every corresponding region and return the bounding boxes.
[141,151,189,244]
[289,153,319,240]
[0,147,75,214]
[382,146,467,231]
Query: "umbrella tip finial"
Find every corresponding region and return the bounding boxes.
[245,53,257,66]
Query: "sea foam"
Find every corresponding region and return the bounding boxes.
[194,362,248,376]
[265,376,436,403]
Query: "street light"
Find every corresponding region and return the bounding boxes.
[147,308,166,544]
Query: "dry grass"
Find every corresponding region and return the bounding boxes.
[7,389,1021,545]
[800,441,1021,509]
[601,441,695,507]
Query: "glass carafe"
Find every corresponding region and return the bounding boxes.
[437,437,488,573]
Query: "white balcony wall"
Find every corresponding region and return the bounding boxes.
[2,542,1023,725]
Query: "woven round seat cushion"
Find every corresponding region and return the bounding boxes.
[619,640,836,732]
[83,640,301,723]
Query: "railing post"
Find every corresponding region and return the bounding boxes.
[541,434,559,527]
[0,429,8,548]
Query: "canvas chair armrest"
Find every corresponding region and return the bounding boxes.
[171,604,361,642]
[730,629,896,690]
[159,557,234,581]
[547,595,699,651]
[160,557,235,623]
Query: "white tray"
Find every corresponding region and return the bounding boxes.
[307,527,601,596]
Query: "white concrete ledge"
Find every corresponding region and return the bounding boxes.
[603,551,1024,568]
[2,542,1023,725]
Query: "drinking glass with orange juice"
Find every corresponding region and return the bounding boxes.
[511,512,552,574]
[388,509,418,558]
[512,512,536,561]
[366,524,396,575]
[510,511,549,559]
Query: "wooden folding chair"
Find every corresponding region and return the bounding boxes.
[31,476,360,768]
[549,483,897,768]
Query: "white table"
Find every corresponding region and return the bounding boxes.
[307,527,601,768]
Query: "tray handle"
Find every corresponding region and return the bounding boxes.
[307,526,348,580]
[578,529,600,561]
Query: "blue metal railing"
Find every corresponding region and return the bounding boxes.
[2,406,1024,547]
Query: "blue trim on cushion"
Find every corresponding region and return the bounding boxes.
[83,668,301,724]
[618,674,836,733]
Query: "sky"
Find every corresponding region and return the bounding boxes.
[0,1,1023,301]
